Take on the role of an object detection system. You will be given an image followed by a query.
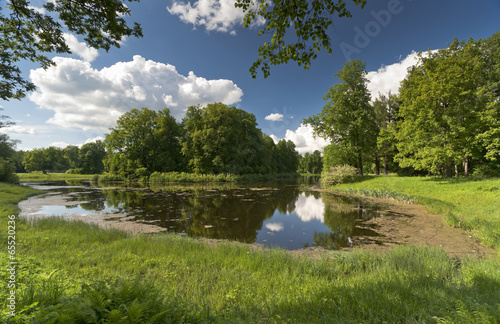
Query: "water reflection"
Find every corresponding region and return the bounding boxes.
[23,180,386,250]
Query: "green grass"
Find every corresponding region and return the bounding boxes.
[333,175,500,250]
[2,181,500,323]
[17,173,96,181]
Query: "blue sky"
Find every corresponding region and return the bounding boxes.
[2,0,499,154]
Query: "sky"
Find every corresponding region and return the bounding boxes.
[1,0,499,154]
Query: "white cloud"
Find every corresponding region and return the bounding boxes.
[63,33,99,62]
[83,136,105,145]
[271,124,330,155]
[294,193,325,222]
[265,113,284,121]
[167,0,265,34]
[366,50,438,100]
[0,125,36,135]
[29,55,243,132]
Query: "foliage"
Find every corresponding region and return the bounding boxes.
[0,0,142,100]
[182,103,268,174]
[105,108,184,178]
[80,140,106,174]
[373,92,400,174]
[298,150,323,174]
[305,59,378,176]
[236,0,367,78]
[395,36,499,177]
[0,157,18,182]
[22,146,68,173]
[320,164,359,188]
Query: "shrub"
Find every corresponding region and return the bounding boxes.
[65,168,83,174]
[320,164,359,188]
[0,158,19,183]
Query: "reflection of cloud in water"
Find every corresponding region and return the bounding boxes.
[265,222,284,232]
[294,193,325,222]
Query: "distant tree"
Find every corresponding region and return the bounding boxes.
[80,141,106,174]
[273,139,300,173]
[64,145,81,170]
[1,0,143,101]
[236,0,367,78]
[305,59,377,176]
[22,148,48,173]
[105,107,183,177]
[182,103,266,174]
[299,150,323,174]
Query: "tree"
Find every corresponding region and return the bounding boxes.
[305,59,377,176]
[64,145,81,169]
[105,107,183,177]
[80,141,106,174]
[236,0,367,78]
[273,139,300,173]
[395,38,492,177]
[299,150,323,174]
[372,92,399,174]
[0,110,19,181]
[182,103,265,174]
[1,0,142,101]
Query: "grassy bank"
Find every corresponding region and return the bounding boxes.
[96,171,301,183]
[17,173,96,181]
[1,182,500,323]
[333,175,500,251]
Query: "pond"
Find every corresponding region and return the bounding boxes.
[20,179,392,251]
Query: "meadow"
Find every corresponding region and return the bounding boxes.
[1,176,499,323]
[333,175,500,250]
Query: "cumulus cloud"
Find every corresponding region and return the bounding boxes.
[0,125,37,136]
[29,55,243,131]
[63,33,99,62]
[271,124,330,155]
[265,113,284,121]
[167,0,265,34]
[366,50,437,100]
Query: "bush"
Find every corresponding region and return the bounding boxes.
[65,168,83,174]
[320,164,359,188]
[0,158,19,183]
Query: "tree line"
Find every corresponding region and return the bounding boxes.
[307,32,500,177]
[10,103,304,179]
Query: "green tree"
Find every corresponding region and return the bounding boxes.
[373,92,400,175]
[0,110,18,181]
[305,59,377,176]
[105,108,183,177]
[273,139,300,173]
[182,103,266,174]
[80,141,106,174]
[64,145,80,169]
[299,150,323,174]
[395,38,491,177]
[236,0,367,78]
[1,0,142,101]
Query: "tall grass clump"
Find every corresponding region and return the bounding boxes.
[321,164,359,188]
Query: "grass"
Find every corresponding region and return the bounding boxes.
[2,180,500,323]
[333,175,500,250]
[17,173,96,181]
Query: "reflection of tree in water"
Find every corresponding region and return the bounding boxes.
[315,193,380,250]
[97,185,301,244]
[183,187,301,243]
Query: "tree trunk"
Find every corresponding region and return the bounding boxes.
[375,154,380,175]
[444,164,452,178]
[463,155,469,176]
[358,154,363,177]
[455,164,459,177]
[384,155,388,175]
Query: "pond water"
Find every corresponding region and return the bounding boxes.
[22,179,390,251]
